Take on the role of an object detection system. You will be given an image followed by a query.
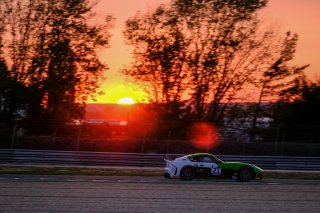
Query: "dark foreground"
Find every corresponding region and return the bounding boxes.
[0,175,320,212]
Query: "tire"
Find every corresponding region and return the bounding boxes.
[180,166,196,180]
[237,166,253,182]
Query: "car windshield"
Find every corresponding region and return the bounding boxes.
[207,154,224,164]
[214,156,224,164]
[174,156,188,161]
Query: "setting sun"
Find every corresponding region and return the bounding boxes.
[117,97,135,105]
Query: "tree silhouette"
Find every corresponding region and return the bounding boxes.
[0,59,27,126]
[123,0,310,140]
[272,78,320,143]
[124,1,300,120]
[0,0,113,132]
[249,32,309,141]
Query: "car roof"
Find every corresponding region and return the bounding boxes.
[187,153,216,158]
[186,153,224,163]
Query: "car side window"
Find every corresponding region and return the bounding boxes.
[199,156,214,163]
[188,156,200,162]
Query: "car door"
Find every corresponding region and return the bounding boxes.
[198,156,221,176]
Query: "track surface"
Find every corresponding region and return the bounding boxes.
[1,175,320,212]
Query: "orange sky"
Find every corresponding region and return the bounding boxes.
[89,0,320,104]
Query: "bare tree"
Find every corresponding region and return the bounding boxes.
[0,0,113,130]
[123,0,271,122]
[123,6,188,104]
[250,32,309,141]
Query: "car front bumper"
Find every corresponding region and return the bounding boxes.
[255,172,263,180]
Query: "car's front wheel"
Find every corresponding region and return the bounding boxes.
[180,166,196,180]
[237,166,253,182]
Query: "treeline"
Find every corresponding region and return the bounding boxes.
[0,0,319,145]
[121,0,318,143]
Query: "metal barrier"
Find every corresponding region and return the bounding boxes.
[0,149,320,171]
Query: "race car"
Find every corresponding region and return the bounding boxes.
[164,153,263,181]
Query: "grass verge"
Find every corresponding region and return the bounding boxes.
[0,165,163,176]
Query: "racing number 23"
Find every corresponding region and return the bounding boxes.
[211,167,221,175]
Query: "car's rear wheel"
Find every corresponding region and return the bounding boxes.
[237,166,253,182]
[180,166,196,180]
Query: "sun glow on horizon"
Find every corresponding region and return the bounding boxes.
[87,82,149,104]
[117,97,135,105]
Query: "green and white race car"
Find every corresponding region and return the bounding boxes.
[164,153,263,181]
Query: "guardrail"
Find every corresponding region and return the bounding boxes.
[0,149,320,171]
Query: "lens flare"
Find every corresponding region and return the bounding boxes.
[188,122,219,150]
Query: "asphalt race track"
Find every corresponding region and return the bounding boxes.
[0,175,320,212]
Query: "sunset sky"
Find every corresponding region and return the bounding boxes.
[90,0,320,104]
